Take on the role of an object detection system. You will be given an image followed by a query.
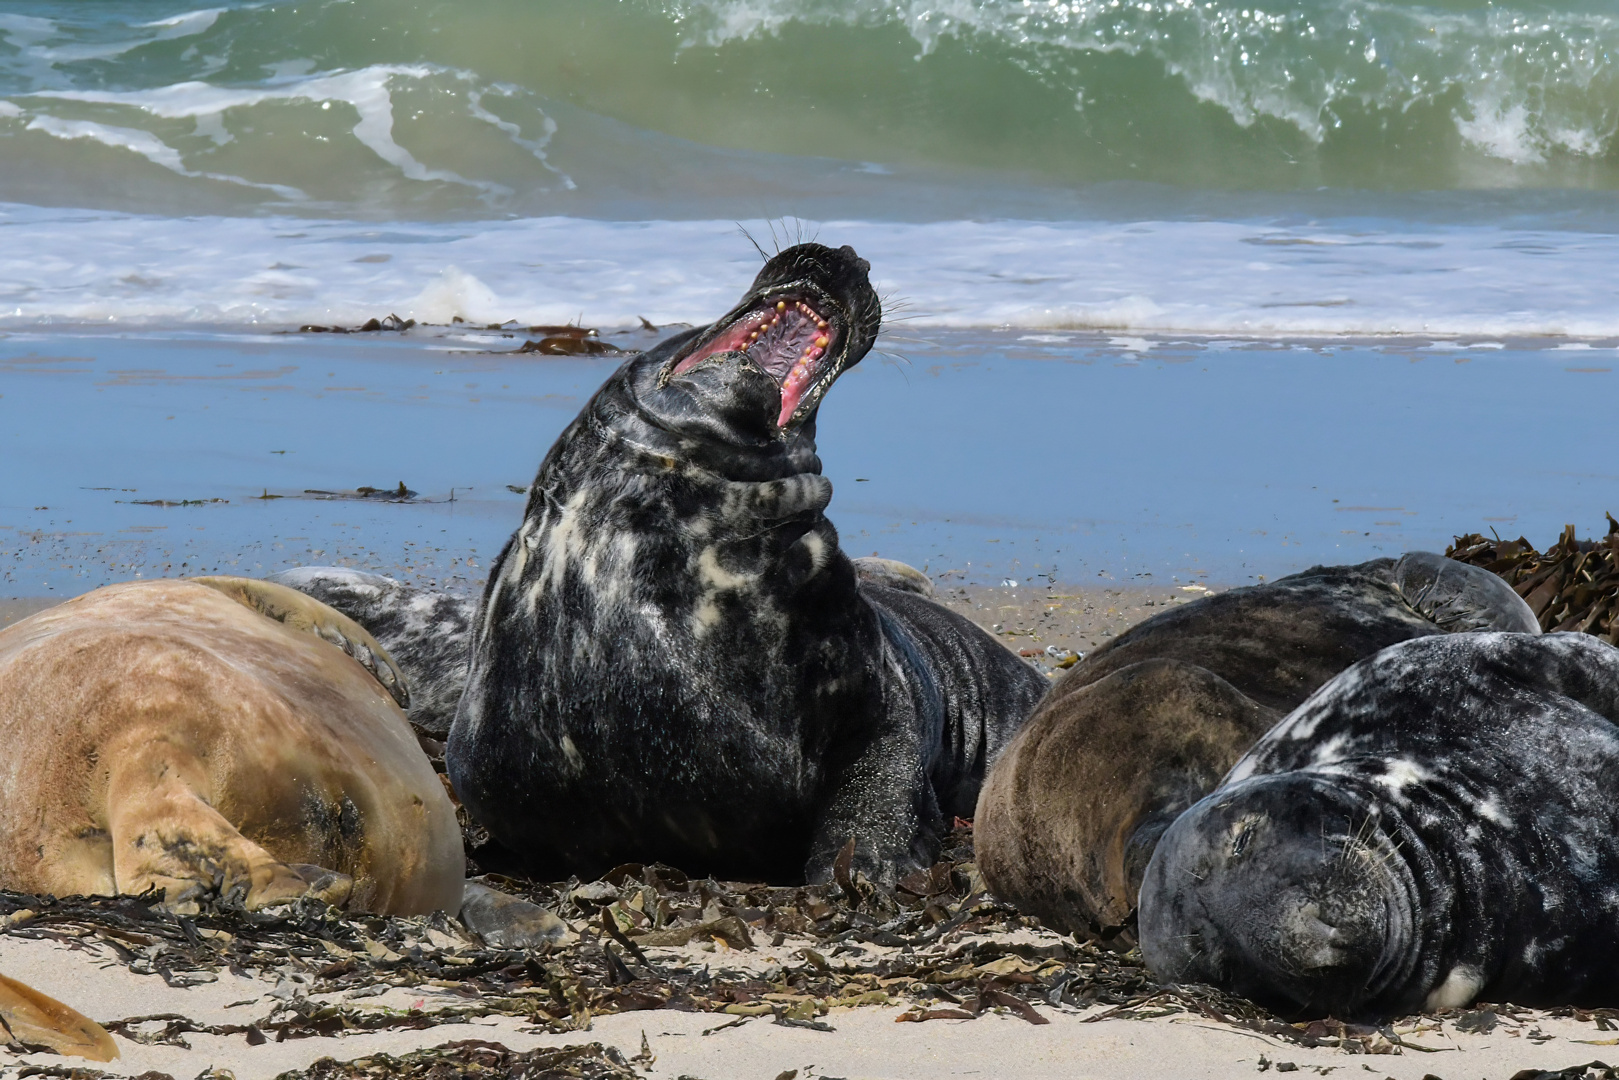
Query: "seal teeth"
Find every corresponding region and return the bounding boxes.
[670,294,838,396]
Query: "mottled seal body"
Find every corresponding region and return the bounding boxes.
[265,567,476,741]
[1141,631,1619,1017]
[0,579,464,915]
[448,243,1046,884]
[975,554,1537,942]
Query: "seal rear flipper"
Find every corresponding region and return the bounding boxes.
[852,557,936,597]
[265,567,476,738]
[188,575,411,708]
[0,973,118,1062]
[105,743,352,913]
[460,880,576,948]
[1393,551,1540,634]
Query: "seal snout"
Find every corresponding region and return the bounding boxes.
[1140,778,1414,1017]
[662,242,880,431]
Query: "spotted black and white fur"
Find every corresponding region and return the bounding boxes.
[972,551,1539,945]
[446,243,1047,884]
[1141,631,1619,1017]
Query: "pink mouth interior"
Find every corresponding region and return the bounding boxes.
[669,297,839,427]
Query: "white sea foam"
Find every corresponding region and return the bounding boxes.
[3,206,1618,336]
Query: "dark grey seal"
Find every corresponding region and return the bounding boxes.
[974,554,1537,944]
[1140,631,1619,1017]
[446,242,1047,884]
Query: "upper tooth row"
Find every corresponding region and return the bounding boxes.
[747,300,830,344]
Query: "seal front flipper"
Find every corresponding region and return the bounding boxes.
[804,631,943,887]
[1393,551,1540,634]
[189,575,410,708]
[104,733,352,912]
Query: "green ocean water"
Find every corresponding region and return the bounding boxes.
[2,0,1619,219]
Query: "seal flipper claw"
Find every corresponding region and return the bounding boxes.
[852,557,936,598]
[284,863,355,909]
[187,576,411,708]
[1393,551,1540,634]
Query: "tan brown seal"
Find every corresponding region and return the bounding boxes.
[974,553,1540,946]
[0,577,463,916]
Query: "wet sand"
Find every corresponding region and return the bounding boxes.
[0,595,55,629]
[4,327,1615,597]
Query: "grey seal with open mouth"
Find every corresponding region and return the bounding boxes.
[446,242,1047,884]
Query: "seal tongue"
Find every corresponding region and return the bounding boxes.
[671,297,838,427]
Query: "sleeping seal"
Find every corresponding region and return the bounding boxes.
[447,242,1047,884]
[1140,631,1619,1017]
[974,553,1537,943]
[0,578,464,915]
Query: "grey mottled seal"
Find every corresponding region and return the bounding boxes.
[267,557,930,744]
[1141,630,1619,1017]
[445,242,1047,884]
[975,553,1537,943]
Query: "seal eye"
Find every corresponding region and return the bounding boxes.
[669,294,841,427]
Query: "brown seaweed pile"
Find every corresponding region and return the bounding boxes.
[1448,515,1619,640]
[278,1040,641,1080]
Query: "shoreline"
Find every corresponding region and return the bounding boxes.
[1,581,1193,665]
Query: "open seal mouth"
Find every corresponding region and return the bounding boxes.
[666,290,844,430]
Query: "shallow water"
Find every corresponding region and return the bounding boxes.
[2,326,1609,597]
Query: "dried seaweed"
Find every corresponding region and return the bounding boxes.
[276,1039,640,1079]
[1507,1064,1618,1080]
[1449,515,1619,641]
[0,825,1562,1059]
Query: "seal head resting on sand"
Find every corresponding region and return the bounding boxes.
[1141,630,1619,1017]
[974,553,1538,945]
[0,577,464,916]
[447,242,1047,884]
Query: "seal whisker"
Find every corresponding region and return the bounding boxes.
[735,222,771,262]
